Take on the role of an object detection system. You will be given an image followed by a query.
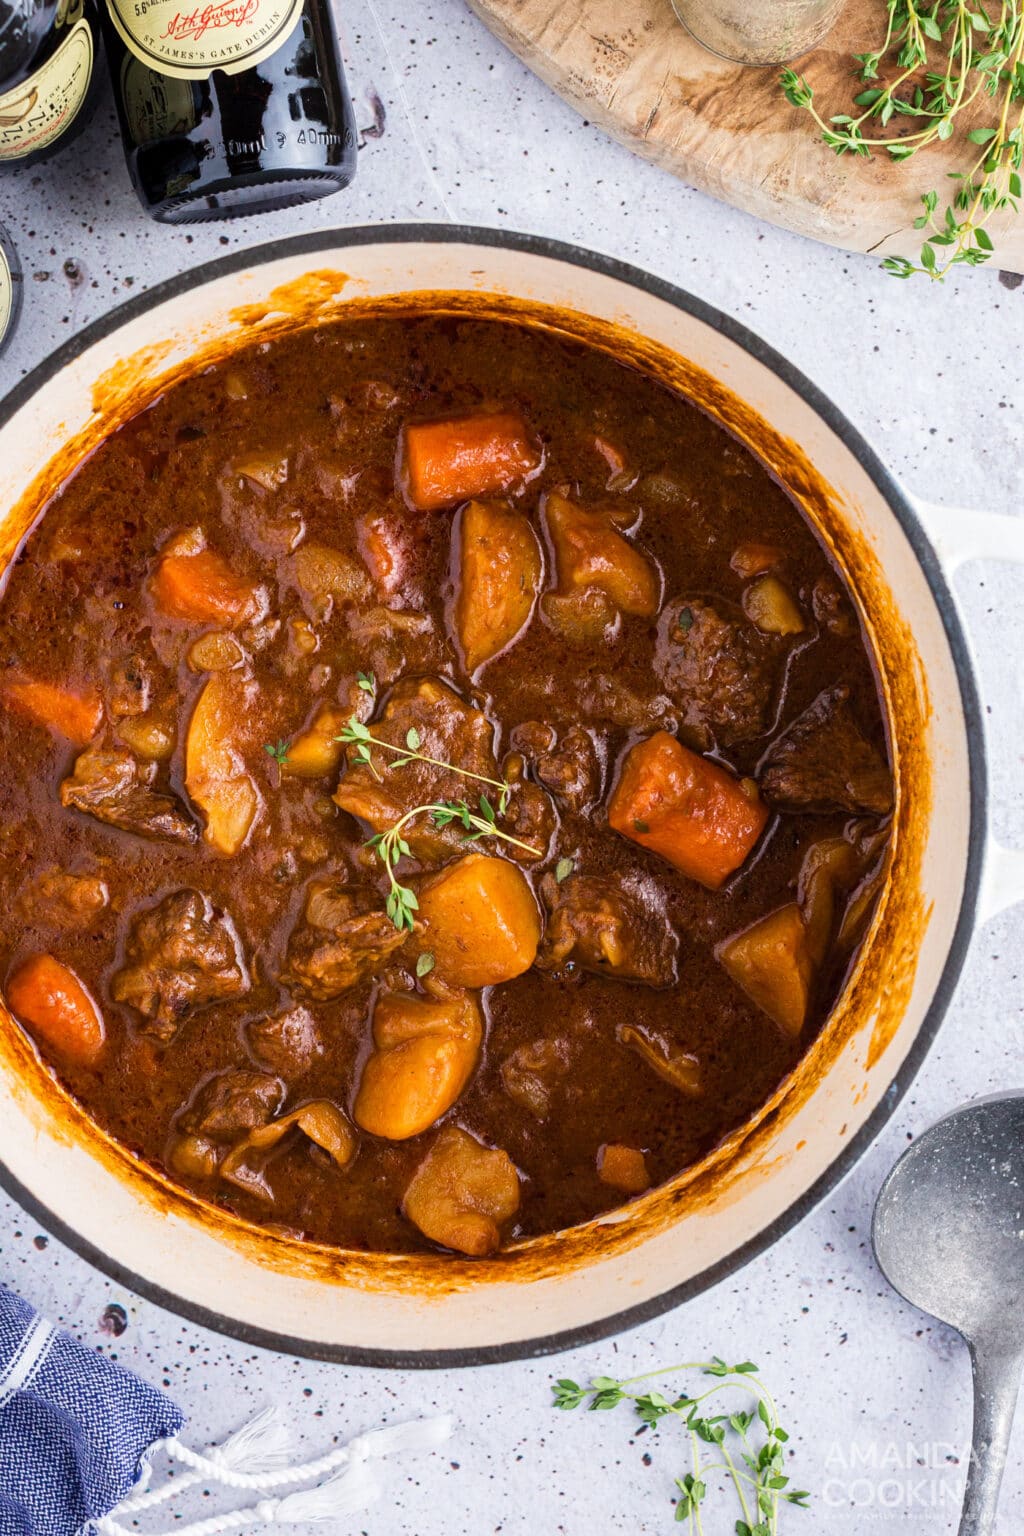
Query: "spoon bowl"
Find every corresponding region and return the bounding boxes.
[874,1092,1024,1535]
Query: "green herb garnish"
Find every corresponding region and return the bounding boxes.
[555,856,575,883]
[416,951,435,978]
[781,2,1024,280]
[264,739,290,766]
[338,716,512,812]
[554,1359,809,1534]
[368,797,543,932]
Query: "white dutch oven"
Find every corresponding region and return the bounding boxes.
[0,229,1019,1366]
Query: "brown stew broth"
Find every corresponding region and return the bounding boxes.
[0,316,891,1252]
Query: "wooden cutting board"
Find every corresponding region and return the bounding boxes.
[466,0,1024,274]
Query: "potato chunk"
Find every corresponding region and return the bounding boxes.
[453,500,542,671]
[282,703,350,779]
[185,673,262,855]
[544,491,660,619]
[416,854,541,987]
[717,904,813,1038]
[403,1125,520,1256]
[598,1144,650,1195]
[742,574,805,636]
[355,991,483,1141]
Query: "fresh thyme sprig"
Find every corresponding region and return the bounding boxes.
[553,1358,809,1535]
[369,795,543,930]
[264,739,290,766]
[781,0,1024,279]
[338,716,512,810]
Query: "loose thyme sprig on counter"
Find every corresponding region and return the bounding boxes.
[781,0,1024,279]
[554,1358,809,1535]
[337,713,541,932]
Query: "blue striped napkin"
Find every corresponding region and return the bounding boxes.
[0,1279,453,1536]
[0,1282,184,1536]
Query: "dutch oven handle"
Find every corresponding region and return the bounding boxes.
[911,497,1024,924]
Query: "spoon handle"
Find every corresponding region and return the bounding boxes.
[959,1342,1024,1536]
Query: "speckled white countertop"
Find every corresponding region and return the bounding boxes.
[3,4,1024,1532]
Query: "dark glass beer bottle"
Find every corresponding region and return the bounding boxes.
[0,0,102,167]
[0,220,22,357]
[100,0,357,222]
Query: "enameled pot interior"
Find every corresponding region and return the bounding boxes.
[0,232,981,1362]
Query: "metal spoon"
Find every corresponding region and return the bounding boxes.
[873,1092,1024,1536]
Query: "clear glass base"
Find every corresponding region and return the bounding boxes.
[670,0,845,66]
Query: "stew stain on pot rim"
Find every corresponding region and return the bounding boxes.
[0,274,930,1295]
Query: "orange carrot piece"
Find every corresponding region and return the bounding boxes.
[401,412,540,511]
[1,677,102,746]
[608,731,768,890]
[151,548,260,626]
[6,954,106,1065]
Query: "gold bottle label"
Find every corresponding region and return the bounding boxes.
[106,0,305,81]
[0,15,94,162]
[0,245,12,346]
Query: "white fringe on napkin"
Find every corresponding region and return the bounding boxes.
[92,1408,453,1535]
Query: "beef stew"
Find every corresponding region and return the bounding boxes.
[0,313,893,1256]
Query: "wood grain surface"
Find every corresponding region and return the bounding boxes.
[466,0,1024,273]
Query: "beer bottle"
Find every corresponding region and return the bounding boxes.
[101,0,358,221]
[0,0,102,167]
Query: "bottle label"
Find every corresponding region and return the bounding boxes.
[120,54,198,142]
[0,15,94,162]
[106,0,305,81]
[0,245,12,348]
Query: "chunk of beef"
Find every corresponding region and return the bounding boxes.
[759,685,893,816]
[105,654,153,717]
[111,889,249,1039]
[220,1100,356,1200]
[500,1037,570,1119]
[655,598,782,750]
[811,574,856,638]
[537,873,678,987]
[178,1069,284,1139]
[61,742,196,844]
[334,676,500,863]
[282,880,404,1001]
[17,869,109,927]
[169,1068,284,1186]
[510,722,602,814]
[618,1024,703,1096]
[577,674,677,733]
[343,606,445,688]
[500,752,557,862]
[247,1006,323,1075]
